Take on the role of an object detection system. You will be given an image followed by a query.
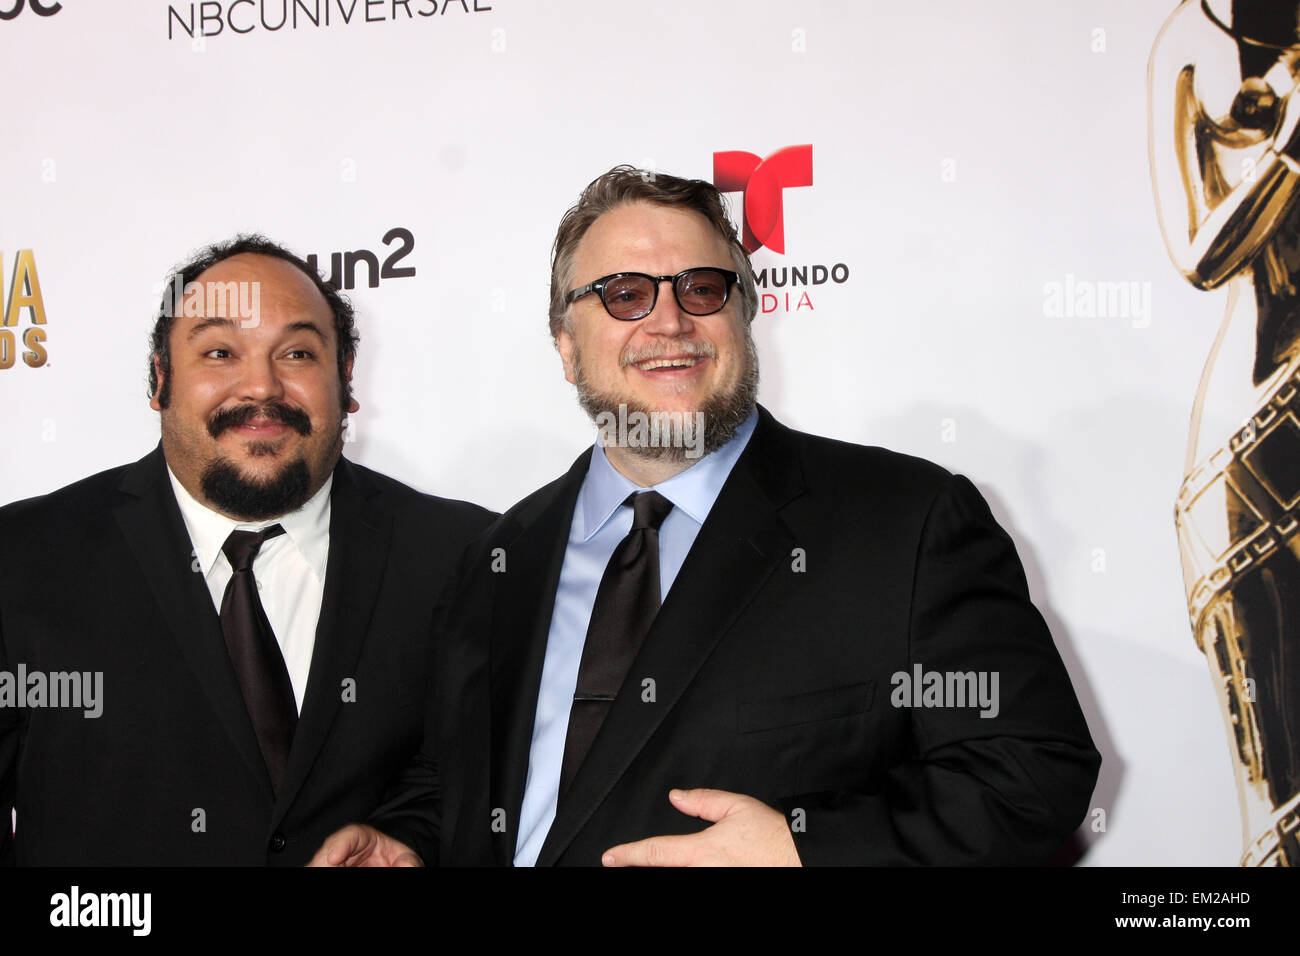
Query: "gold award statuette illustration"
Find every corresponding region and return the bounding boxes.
[1150,0,1300,866]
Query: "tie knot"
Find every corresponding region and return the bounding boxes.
[626,491,673,532]
[221,525,285,572]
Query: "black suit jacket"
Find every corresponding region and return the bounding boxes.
[0,446,494,865]
[377,406,1100,865]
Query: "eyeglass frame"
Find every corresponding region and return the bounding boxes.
[564,267,742,321]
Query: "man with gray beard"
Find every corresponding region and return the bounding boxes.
[316,167,1100,866]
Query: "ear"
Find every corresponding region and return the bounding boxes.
[556,327,578,386]
[149,356,166,412]
[344,355,360,413]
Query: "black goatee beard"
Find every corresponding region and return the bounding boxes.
[200,456,313,521]
[198,399,329,520]
[572,329,759,463]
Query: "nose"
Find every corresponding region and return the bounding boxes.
[640,279,694,336]
[237,353,285,402]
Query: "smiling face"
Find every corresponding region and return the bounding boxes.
[152,252,358,520]
[556,201,758,472]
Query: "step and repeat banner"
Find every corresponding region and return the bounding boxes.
[3,0,1295,867]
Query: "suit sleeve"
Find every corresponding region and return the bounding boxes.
[362,499,498,864]
[778,474,1101,865]
[366,538,478,865]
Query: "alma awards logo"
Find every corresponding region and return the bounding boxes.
[713,144,849,315]
[1,249,49,369]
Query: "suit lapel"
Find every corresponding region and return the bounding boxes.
[274,457,391,824]
[489,451,590,865]
[114,446,272,796]
[536,407,805,865]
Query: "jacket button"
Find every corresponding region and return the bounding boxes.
[270,832,287,852]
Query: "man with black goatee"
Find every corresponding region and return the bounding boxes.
[314,167,1101,867]
[0,235,493,865]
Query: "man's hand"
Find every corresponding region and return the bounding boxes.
[306,824,424,867]
[602,788,802,867]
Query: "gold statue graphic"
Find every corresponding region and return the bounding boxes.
[1150,0,1300,866]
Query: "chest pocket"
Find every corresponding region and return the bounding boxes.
[737,680,875,734]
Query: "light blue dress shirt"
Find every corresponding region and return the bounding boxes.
[513,408,759,866]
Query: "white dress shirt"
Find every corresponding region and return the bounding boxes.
[167,467,332,713]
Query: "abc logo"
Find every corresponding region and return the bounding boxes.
[0,0,62,19]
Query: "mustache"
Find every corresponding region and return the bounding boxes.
[207,401,313,439]
[621,339,717,367]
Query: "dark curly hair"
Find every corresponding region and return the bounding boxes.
[149,234,359,409]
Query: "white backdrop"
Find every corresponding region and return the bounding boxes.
[0,0,1243,864]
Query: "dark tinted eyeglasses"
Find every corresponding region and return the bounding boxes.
[565,268,741,321]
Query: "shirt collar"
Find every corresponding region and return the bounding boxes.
[578,406,759,540]
[166,464,333,580]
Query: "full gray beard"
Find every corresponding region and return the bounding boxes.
[572,330,759,463]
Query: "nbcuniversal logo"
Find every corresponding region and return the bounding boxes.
[713,144,849,315]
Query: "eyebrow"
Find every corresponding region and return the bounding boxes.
[284,321,329,344]
[186,317,236,341]
[185,318,330,344]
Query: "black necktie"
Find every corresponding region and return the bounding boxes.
[559,491,674,802]
[219,525,297,797]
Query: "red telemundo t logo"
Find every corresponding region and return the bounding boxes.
[713,145,813,254]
